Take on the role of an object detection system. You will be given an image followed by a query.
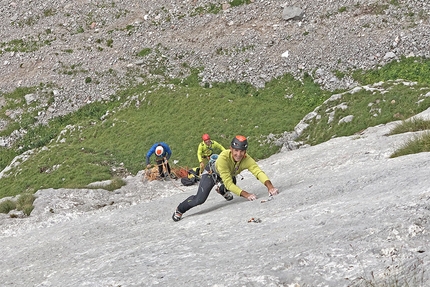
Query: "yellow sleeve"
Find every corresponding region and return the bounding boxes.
[216,151,270,196]
[212,141,226,152]
[243,156,270,185]
[197,142,205,162]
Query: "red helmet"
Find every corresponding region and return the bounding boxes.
[202,133,210,141]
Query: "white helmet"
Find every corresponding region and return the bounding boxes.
[155,146,164,156]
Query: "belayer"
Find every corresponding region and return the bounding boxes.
[172,135,279,221]
[197,133,226,173]
[146,142,175,179]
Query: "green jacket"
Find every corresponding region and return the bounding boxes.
[197,140,226,162]
[215,149,270,196]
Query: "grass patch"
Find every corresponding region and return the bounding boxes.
[0,193,35,216]
[298,82,430,145]
[390,131,430,158]
[0,38,53,54]
[0,148,18,174]
[0,86,37,113]
[389,119,430,158]
[352,56,430,85]
[299,57,430,145]
[190,3,222,16]
[389,118,430,135]
[59,62,88,75]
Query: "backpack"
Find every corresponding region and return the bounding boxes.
[181,177,197,186]
[180,167,200,186]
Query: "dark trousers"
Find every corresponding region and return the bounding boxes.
[177,173,236,214]
[156,159,171,176]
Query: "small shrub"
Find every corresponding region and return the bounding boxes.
[334,70,346,79]
[16,193,35,207]
[207,3,221,14]
[137,48,151,57]
[0,200,17,214]
[229,0,252,7]
[43,8,56,17]
[367,3,389,15]
[21,205,35,216]
[106,39,113,47]
[16,194,36,216]
[338,6,347,13]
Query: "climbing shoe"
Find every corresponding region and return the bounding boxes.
[223,192,233,201]
[172,209,182,222]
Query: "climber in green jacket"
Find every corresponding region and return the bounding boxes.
[197,133,226,172]
[173,135,279,221]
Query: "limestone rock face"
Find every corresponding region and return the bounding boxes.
[1,109,430,286]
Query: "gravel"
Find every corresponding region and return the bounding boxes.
[1,0,429,126]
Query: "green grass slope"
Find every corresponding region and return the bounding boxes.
[1,57,430,198]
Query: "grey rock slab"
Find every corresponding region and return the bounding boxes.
[282,6,304,21]
[1,110,430,286]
